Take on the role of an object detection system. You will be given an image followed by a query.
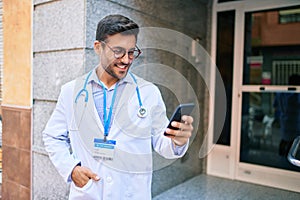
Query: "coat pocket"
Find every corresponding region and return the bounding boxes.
[69,179,103,200]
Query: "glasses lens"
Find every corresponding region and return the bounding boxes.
[126,50,139,59]
[113,49,126,59]
[102,41,141,59]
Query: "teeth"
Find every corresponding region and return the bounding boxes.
[117,65,126,69]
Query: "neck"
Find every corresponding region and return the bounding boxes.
[96,67,118,88]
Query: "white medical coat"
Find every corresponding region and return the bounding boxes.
[43,70,188,200]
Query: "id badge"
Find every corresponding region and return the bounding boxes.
[93,138,116,161]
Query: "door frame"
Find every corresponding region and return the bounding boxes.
[207,0,300,192]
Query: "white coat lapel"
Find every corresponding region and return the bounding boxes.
[72,73,104,154]
[85,80,104,133]
[109,76,137,138]
[114,82,136,118]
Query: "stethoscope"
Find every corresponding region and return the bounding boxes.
[74,70,147,118]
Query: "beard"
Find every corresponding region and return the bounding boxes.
[103,62,130,80]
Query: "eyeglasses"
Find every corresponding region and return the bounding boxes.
[101,41,142,59]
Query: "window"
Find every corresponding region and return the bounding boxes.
[279,8,300,24]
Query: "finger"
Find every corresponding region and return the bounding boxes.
[91,174,100,181]
[180,122,194,132]
[171,121,193,132]
[85,168,100,181]
[181,115,194,124]
[173,129,192,138]
[172,131,190,146]
[171,121,181,129]
[165,128,177,137]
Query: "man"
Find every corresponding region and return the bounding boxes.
[43,14,194,200]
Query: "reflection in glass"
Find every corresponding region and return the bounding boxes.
[243,7,300,85]
[240,90,300,172]
[241,7,300,171]
[214,10,235,145]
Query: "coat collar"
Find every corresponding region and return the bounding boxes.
[87,67,135,87]
[73,68,138,141]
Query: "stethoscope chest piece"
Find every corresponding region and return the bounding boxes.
[137,106,147,118]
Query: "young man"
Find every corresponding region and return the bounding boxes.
[43,14,194,200]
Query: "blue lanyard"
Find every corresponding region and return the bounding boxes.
[98,81,119,141]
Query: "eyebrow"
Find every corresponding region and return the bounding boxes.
[111,46,137,51]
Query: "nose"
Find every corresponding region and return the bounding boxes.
[120,52,131,64]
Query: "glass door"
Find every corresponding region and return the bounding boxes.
[238,6,300,191]
[208,0,300,192]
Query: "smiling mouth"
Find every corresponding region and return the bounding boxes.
[115,64,128,69]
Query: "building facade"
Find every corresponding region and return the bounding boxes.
[1,0,300,199]
[2,0,211,199]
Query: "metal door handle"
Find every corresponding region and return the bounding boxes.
[288,136,300,167]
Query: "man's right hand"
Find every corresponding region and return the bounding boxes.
[71,165,100,188]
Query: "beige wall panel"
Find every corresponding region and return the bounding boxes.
[3,0,32,106]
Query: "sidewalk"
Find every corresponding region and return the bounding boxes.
[153,174,300,200]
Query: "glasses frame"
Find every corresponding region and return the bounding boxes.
[100,41,142,59]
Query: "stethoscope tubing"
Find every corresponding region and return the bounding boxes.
[75,70,93,103]
[74,70,146,116]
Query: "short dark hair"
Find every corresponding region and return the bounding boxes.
[96,14,139,42]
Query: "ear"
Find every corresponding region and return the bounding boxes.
[94,40,102,54]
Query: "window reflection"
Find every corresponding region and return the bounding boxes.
[240,90,300,172]
[214,10,235,145]
[244,7,300,85]
[279,8,300,24]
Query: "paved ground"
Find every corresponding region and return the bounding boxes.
[0,174,299,199]
[153,174,300,200]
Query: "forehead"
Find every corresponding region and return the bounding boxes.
[106,33,137,48]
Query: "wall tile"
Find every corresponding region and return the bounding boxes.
[34,0,56,5]
[19,186,31,200]
[33,50,85,100]
[1,106,32,200]
[2,145,20,183]
[33,0,85,52]
[19,109,32,150]
[1,179,31,200]
[2,108,19,147]
[85,49,99,72]
[33,101,56,148]
[33,152,70,200]
[1,179,19,200]
[2,106,31,150]
[3,0,32,106]
[19,150,31,188]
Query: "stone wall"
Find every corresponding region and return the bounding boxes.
[33,0,86,199]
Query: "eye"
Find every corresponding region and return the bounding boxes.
[128,51,134,55]
[113,49,124,55]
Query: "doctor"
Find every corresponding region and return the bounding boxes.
[43,14,194,200]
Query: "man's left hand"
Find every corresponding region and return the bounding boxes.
[164,115,194,146]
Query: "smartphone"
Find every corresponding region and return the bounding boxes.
[164,103,195,136]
